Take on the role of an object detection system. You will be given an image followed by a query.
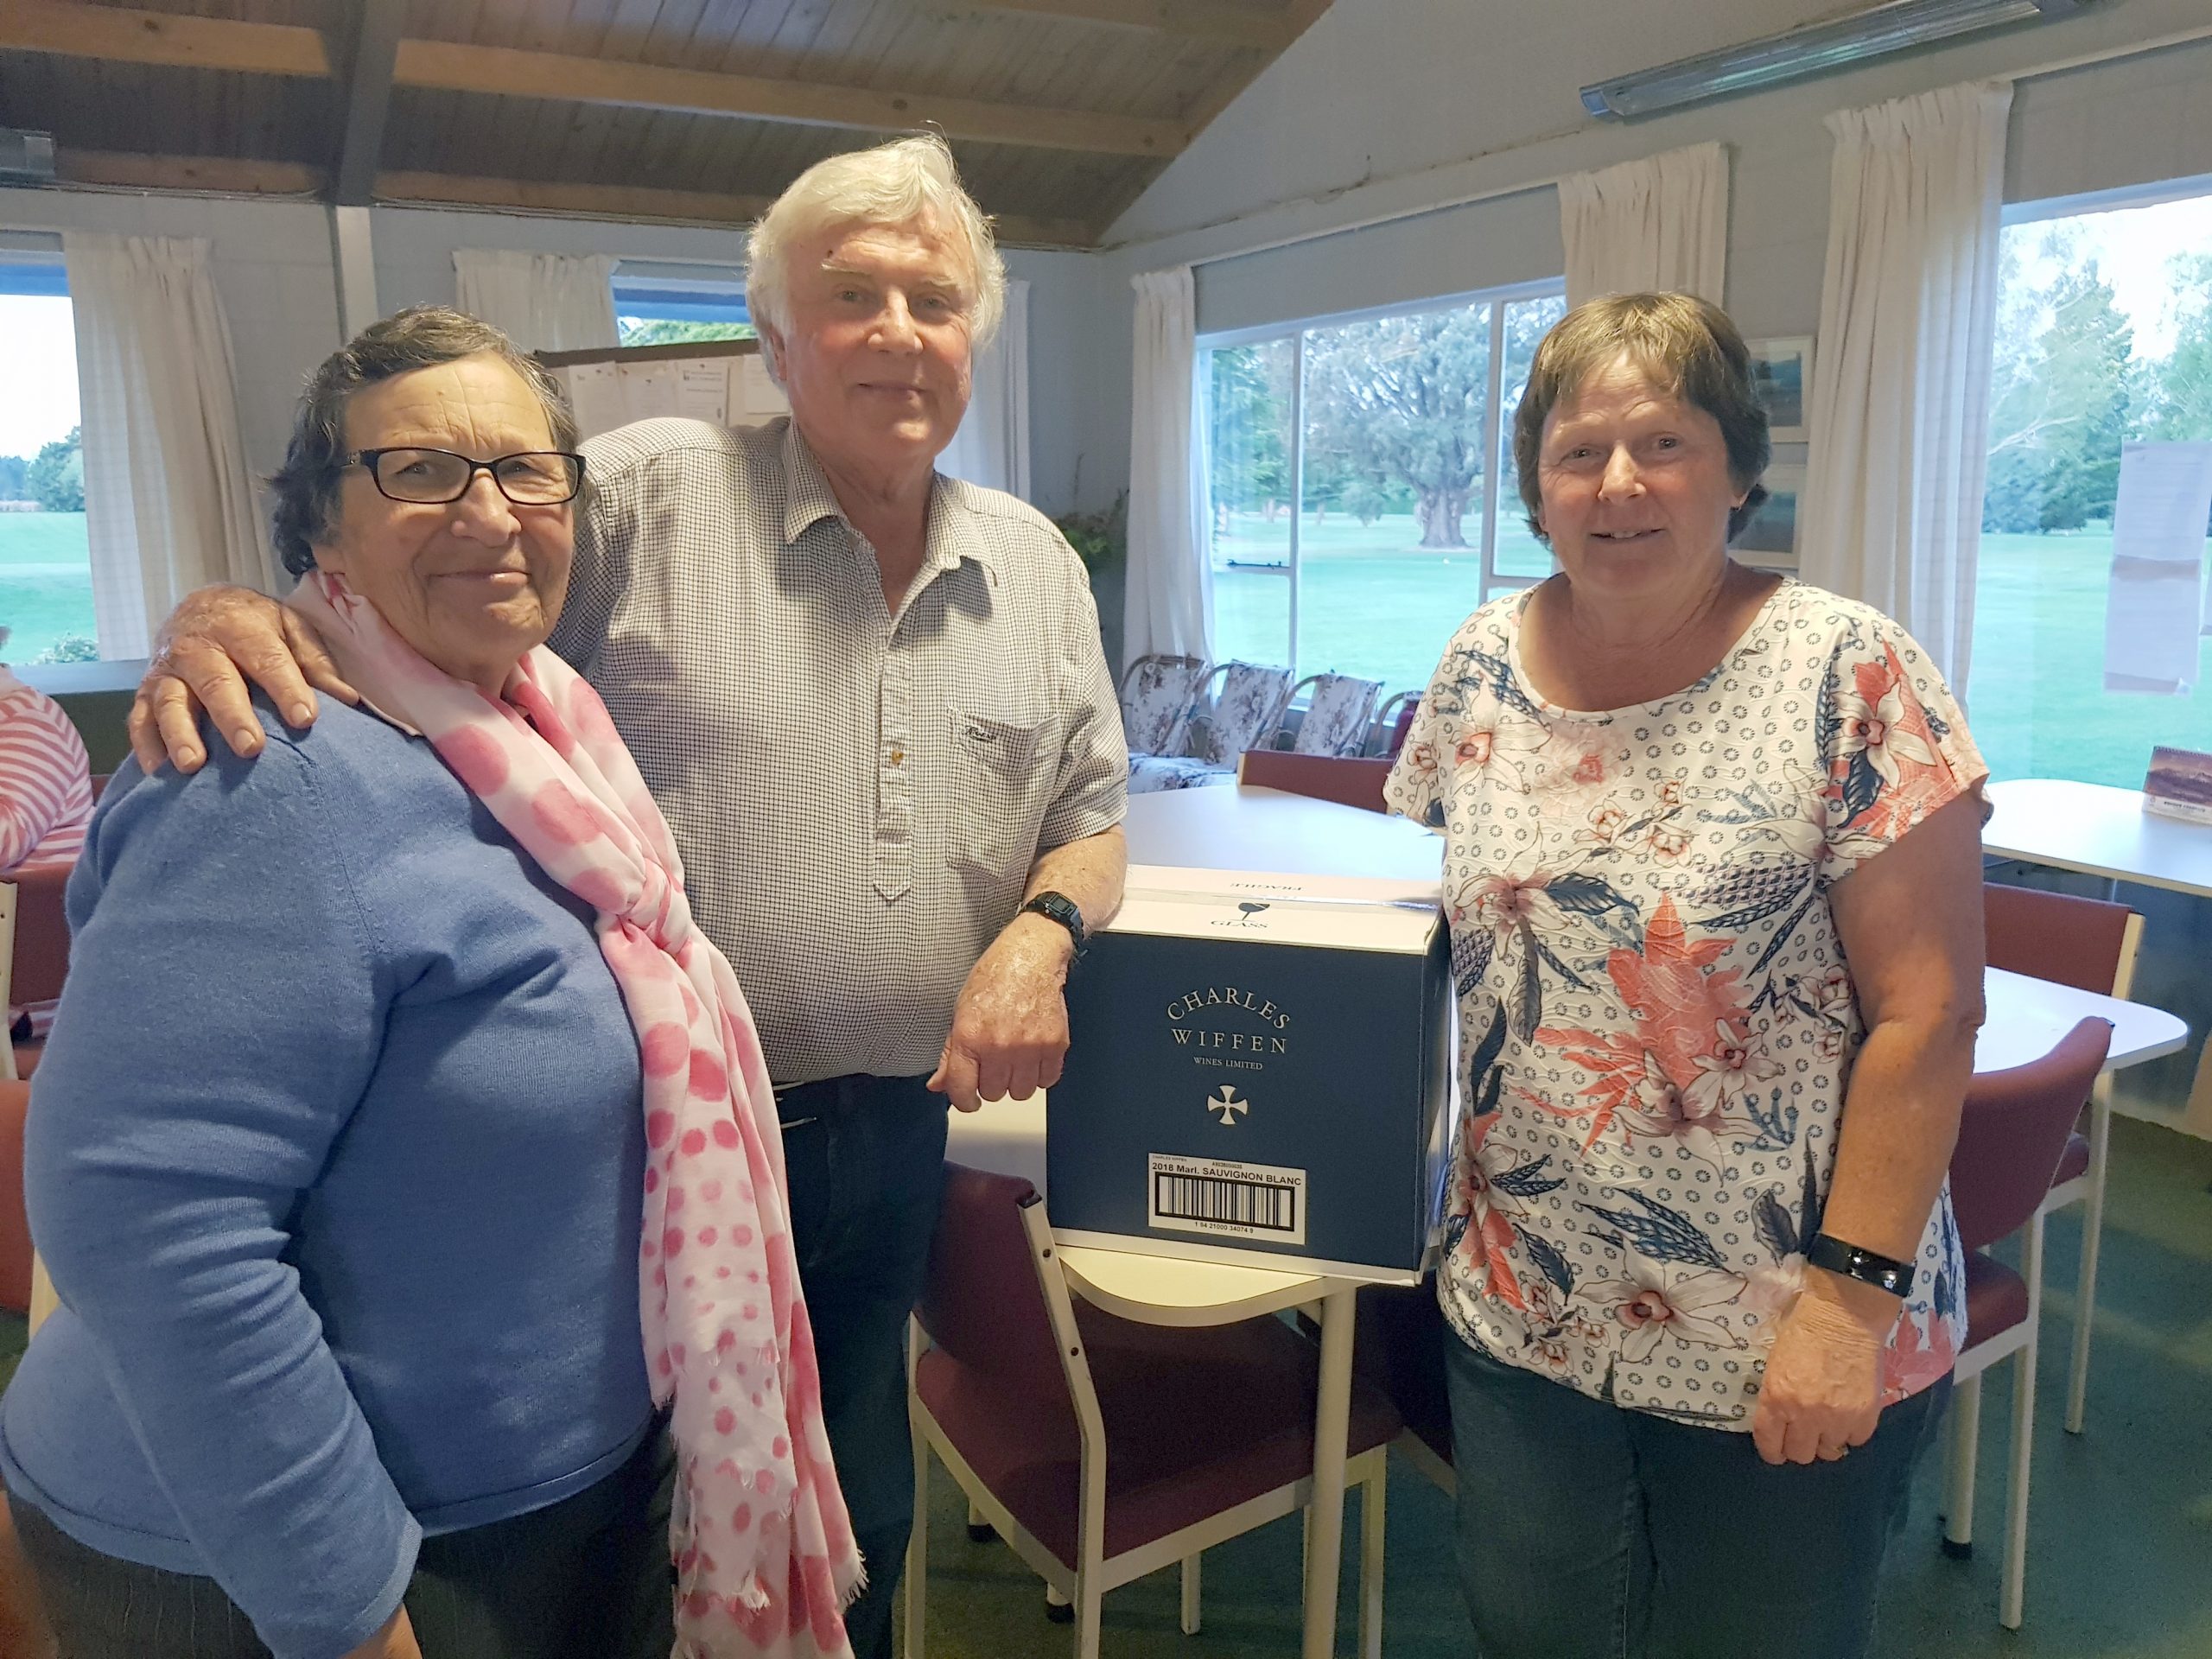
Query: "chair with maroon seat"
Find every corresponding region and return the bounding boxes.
[4,861,74,1082]
[1237,749,1394,815]
[0,1079,32,1316]
[906,1163,1399,1659]
[1981,880,2141,1433]
[1940,1016,2112,1630]
[1352,1276,1454,1493]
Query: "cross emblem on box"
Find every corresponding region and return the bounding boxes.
[1207,1085,1249,1125]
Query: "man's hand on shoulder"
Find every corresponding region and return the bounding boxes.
[129,585,358,776]
[927,912,1075,1113]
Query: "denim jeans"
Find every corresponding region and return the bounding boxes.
[8,1420,676,1659]
[1446,1334,1947,1659]
[773,1071,950,1659]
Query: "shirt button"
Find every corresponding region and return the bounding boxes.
[889,747,906,766]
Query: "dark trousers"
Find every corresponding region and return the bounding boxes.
[773,1071,950,1659]
[1446,1333,1947,1659]
[8,1421,676,1658]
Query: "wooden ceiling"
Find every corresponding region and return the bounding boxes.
[0,0,1333,246]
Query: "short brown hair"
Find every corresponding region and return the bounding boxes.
[1511,292,1770,544]
[270,305,579,576]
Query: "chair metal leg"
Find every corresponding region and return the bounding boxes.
[1357,1467,1387,1659]
[906,1322,929,1659]
[1075,1575,1103,1659]
[2001,1216,2047,1630]
[2065,1090,2111,1435]
[1179,1553,1202,1636]
[1942,1373,1981,1555]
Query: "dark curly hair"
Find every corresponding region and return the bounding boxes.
[270,305,580,577]
[1512,291,1771,546]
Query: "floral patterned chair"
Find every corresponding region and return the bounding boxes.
[1276,673,1383,758]
[1117,653,1211,764]
[1128,661,1295,793]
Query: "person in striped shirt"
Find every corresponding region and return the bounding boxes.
[0,631,93,876]
[1,628,93,1043]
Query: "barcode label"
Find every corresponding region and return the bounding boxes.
[1147,1154,1306,1244]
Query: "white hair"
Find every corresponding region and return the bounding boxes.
[747,134,1006,366]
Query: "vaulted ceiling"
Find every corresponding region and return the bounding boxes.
[0,0,1336,246]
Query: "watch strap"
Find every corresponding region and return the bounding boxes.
[1020,890,1086,956]
[1805,1232,1913,1299]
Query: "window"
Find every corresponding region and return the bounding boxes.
[612,263,754,347]
[0,250,94,664]
[1969,180,2212,786]
[1203,283,1566,695]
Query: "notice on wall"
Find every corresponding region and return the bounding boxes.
[564,362,626,442]
[2103,442,2212,695]
[674,358,730,424]
[735,353,787,417]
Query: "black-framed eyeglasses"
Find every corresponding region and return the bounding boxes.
[345,448,585,505]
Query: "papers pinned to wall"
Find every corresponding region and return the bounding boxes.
[2102,442,2212,696]
[543,340,783,441]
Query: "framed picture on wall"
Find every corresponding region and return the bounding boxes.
[1745,336,1813,442]
[1735,464,1804,566]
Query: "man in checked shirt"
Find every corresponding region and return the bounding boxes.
[124,135,1128,1657]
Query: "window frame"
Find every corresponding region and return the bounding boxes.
[610,258,753,337]
[1198,275,1566,677]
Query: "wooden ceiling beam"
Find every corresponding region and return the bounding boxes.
[48,149,1101,247]
[932,0,1297,52]
[0,0,328,77]
[390,39,1183,158]
[331,0,408,206]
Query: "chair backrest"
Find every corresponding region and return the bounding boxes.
[1366,690,1421,759]
[1118,654,1210,757]
[916,1162,1078,1405]
[1983,881,2139,997]
[1949,1019,2112,1253]
[1239,750,1393,813]
[1284,673,1383,757]
[1191,662,1294,765]
[8,860,73,1008]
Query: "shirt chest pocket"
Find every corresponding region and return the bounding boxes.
[944,708,1059,882]
[951,709,1048,779]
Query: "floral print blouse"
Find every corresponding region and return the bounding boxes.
[1385,579,1987,1428]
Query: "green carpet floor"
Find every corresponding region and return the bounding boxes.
[1,1115,2204,1656]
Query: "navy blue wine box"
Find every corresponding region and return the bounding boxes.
[1047,868,1457,1283]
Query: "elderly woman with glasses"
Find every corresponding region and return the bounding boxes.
[1389,292,1986,1659]
[0,306,858,1659]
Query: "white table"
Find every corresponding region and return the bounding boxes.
[1983,777,2212,897]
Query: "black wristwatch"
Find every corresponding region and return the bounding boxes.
[1020,890,1087,957]
[1805,1232,1913,1299]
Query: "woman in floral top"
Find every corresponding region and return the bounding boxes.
[1386,293,1985,1659]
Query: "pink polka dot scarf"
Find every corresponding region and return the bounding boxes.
[292,572,861,1657]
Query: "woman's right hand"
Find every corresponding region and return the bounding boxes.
[342,1606,423,1659]
[127,584,357,777]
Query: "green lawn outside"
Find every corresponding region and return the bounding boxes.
[0,512,95,663]
[1212,512,2212,790]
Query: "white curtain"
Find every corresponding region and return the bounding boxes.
[1123,266,1212,671]
[453,250,619,353]
[1560,141,1730,309]
[63,232,271,659]
[938,278,1031,499]
[1799,81,2012,685]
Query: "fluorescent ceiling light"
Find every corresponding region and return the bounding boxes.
[1581,0,2093,120]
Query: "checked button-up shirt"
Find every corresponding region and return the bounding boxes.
[552,416,1128,1085]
